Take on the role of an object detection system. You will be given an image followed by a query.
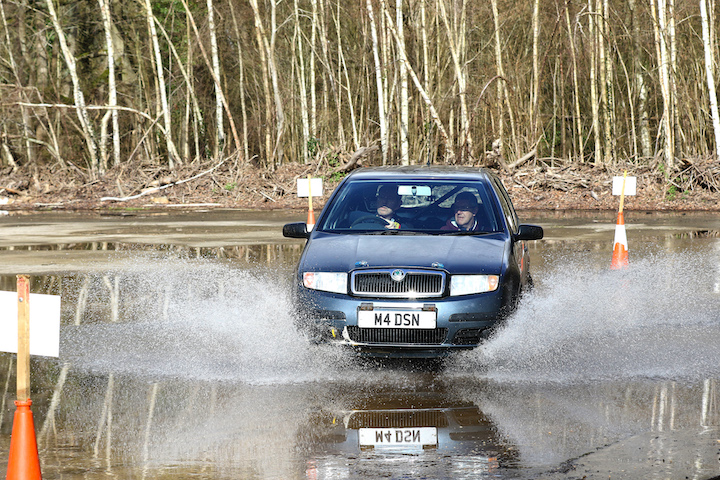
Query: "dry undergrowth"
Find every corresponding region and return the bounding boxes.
[1,153,719,212]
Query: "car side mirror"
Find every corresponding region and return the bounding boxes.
[283,222,310,239]
[515,224,543,241]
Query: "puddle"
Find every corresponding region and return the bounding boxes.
[1,210,719,479]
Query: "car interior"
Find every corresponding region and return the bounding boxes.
[322,182,500,233]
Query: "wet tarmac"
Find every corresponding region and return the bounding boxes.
[1,209,719,479]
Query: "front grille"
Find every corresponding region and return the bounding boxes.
[351,269,445,298]
[348,410,449,429]
[347,327,448,345]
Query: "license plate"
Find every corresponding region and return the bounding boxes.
[357,309,437,329]
[359,427,438,447]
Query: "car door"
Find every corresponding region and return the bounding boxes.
[489,175,530,287]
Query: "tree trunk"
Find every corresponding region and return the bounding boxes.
[382,3,454,161]
[420,0,432,163]
[396,0,409,165]
[600,0,614,167]
[438,0,471,161]
[0,0,34,166]
[229,2,249,165]
[154,16,204,163]
[248,0,273,167]
[532,0,540,138]
[653,0,675,170]
[268,0,285,166]
[668,0,681,158]
[294,0,310,163]
[207,0,224,157]
[629,0,652,158]
[564,4,583,162]
[45,0,99,176]
[310,0,318,137]
[490,0,517,161]
[144,0,180,168]
[337,1,359,151]
[366,0,388,165]
[98,0,119,168]
[701,0,720,160]
[180,0,241,158]
[588,0,601,166]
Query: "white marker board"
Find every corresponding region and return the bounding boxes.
[0,291,61,357]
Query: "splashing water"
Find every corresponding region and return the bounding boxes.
[62,249,720,386]
[61,253,358,385]
[449,250,720,383]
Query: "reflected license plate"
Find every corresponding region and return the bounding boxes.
[359,427,438,447]
[357,309,437,329]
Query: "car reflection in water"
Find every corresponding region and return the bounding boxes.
[298,380,517,479]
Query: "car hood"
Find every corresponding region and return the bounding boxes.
[301,233,507,274]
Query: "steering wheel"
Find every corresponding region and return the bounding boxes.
[351,215,389,228]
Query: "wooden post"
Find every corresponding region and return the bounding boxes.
[618,170,628,214]
[16,274,30,401]
[307,175,313,213]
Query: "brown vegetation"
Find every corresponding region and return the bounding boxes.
[1,0,719,212]
[1,154,718,212]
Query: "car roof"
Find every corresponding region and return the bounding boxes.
[344,165,496,182]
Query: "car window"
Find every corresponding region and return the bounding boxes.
[490,176,518,233]
[317,179,502,233]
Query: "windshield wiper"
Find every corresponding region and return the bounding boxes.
[365,229,424,235]
[438,230,492,236]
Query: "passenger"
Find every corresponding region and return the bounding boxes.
[375,185,402,229]
[442,192,482,231]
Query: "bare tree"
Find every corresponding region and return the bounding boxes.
[207,0,224,156]
[588,0,601,166]
[564,3,583,161]
[248,0,285,167]
[4,0,720,192]
[381,1,455,160]
[336,1,359,151]
[98,0,119,169]
[310,0,318,136]
[438,0,471,160]
[396,0,409,164]
[652,0,675,170]
[700,0,720,160]
[143,0,180,168]
[44,0,99,175]
[179,0,241,156]
[490,0,517,161]
[367,0,388,165]
[294,0,310,163]
[531,0,540,137]
[153,18,205,162]
[629,0,652,159]
[0,0,33,167]
[229,3,250,164]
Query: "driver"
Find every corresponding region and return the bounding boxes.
[442,192,481,231]
[375,185,402,229]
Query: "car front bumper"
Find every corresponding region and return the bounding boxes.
[294,286,505,358]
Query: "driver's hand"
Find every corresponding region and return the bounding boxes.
[385,220,400,229]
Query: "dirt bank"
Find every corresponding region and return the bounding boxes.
[1,159,719,212]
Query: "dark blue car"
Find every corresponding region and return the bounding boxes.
[283,166,543,358]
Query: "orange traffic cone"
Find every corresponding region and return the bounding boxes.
[6,399,42,480]
[306,207,316,231]
[611,211,629,269]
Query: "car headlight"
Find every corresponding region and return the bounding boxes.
[450,275,499,296]
[302,272,348,294]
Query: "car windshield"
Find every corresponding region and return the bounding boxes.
[318,180,502,234]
